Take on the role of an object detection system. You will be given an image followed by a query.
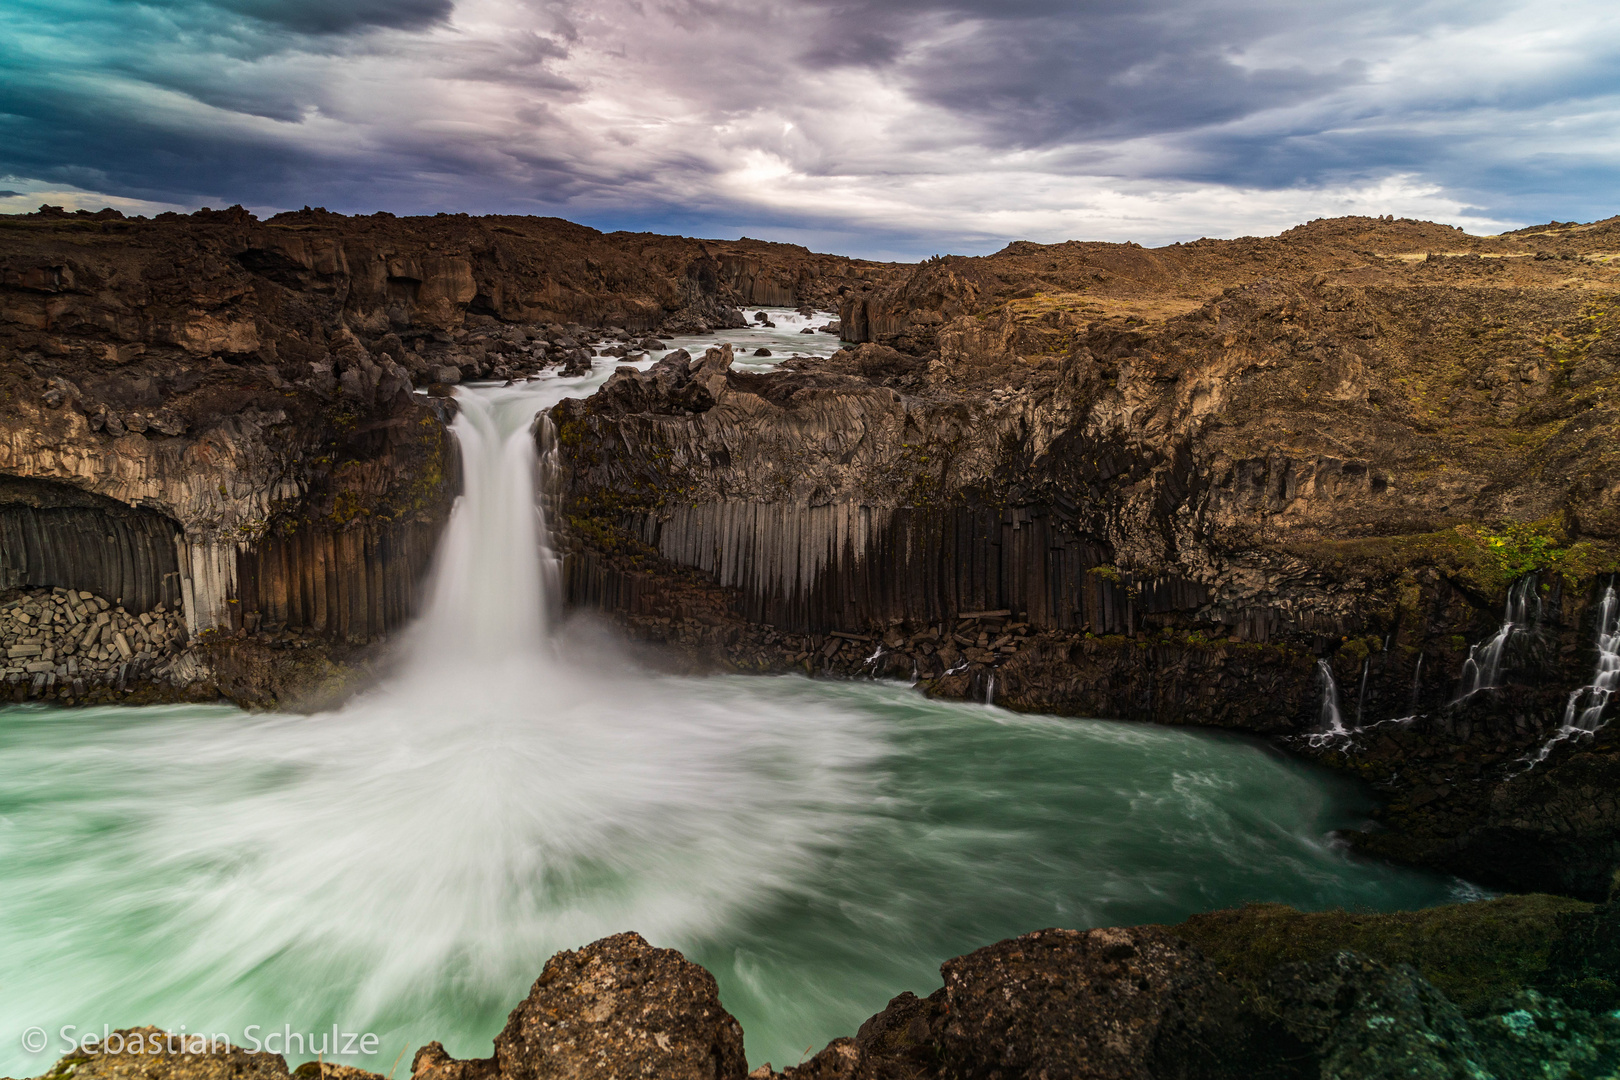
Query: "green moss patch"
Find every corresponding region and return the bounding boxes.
[1165,894,1592,1012]
[1283,521,1620,593]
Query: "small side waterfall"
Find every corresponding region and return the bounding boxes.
[1563,584,1619,733]
[1516,583,1618,772]
[1456,575,1541,699]
[1316,660,1347,734]
[985,671,996,707]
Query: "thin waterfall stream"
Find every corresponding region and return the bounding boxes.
[0,317,1484,1076]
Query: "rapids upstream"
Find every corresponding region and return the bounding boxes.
[0,312,1481,1075]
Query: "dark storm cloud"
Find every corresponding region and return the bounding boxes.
[795,0,1365,145]
[213,0,454,35]
[2,0,1617,253]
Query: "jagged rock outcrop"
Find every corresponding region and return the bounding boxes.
[552,215,1620,893]
[410,932,747,1080]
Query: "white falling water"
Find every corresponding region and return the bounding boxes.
[1408,654,1424,713]
[1456,575,1541,699]
[411,386,556,661]
[1562,585,1619,732]
[1516,584,1618,772]
[1316,659,1347,734]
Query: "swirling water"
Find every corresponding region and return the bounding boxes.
[0,313,1476,1074]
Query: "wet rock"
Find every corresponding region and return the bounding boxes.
[753,347,772,357]
[1471,988,1620,1078]
[430,365,461,385]
[1265,951,1487,1078]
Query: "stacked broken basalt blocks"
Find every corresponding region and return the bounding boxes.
[1,587,189,702]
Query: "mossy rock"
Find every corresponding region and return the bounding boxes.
[1164,894,1592,1013]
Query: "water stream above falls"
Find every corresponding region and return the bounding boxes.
[0,312,1481,1075]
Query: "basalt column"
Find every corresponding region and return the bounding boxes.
[0,476,183,611]
[230,517,447,641]
[568,500,1208,636]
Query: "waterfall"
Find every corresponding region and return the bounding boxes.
[1456,575,1541,699]
[1316,660,1347,734]
[1515,583,1618,773]
[1563,584,1619,732]
[1354,659,1371,727]
[985,671,996,707]
[1408,654,1424,713]
[406,385,559,666]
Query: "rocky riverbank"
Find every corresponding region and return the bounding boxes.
[1,586,189,701]
[25,896,1620,1080]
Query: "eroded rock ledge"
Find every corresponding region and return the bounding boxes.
[29,896,1620,1080]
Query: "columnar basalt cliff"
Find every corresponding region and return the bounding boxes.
[0,205,873,703]
[551,215,1620,895]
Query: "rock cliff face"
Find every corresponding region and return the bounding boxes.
[552,215,1620,894]
[0,205,869,703]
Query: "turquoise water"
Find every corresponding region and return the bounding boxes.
[0,677,1473,1075]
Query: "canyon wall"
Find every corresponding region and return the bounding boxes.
[0,206,869,692]
[552,216,1620,894]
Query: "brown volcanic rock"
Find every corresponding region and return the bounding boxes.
[29,1028,294,1080]
[781,928,1276,1080]
[494,932,746,1080]
[411,933,746,1080]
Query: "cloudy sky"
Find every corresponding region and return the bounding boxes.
[2,0,1617,257]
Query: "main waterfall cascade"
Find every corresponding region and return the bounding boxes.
[0,313,1480,1077]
